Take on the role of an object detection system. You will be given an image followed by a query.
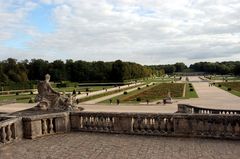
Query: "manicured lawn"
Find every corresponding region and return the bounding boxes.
[101,84,156,104]
[185,83,198,98]
[79,84,144,103]
[0,94,35,103]
[106,83,185,103]
[216,82,240,97]
[144,79,172,84]
[0,85,115,103]
[207,76,240,81]
[55,86,114,93]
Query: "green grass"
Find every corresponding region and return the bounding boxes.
[54,86,114,93]
[216,82,240,97]
[0,85,116,103]
[102,83,185,104]
[79,84,144,103]
[206,76,240,81]
[0,94,35,103]
[142,77,173,84]
[101,84,155,104]
[185,83,198,98]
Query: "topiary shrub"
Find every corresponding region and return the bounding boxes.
[228,88,232,91]
[30,91,33,95]
[72,89,76,95]
[76,99,80,104]
[16,92,19,95]
[218,84,222,87]
[146,99,149,104]
[116,99,120,105]
[28,98,34,103]
[146,85,149,87]
[136,97,141,102]
[138,87,141,90]
[190,88,194,92]
[123,91,128,95]
[78,91,81,94]
[86,88,89,92]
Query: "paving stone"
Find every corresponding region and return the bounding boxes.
[0,132,240,159]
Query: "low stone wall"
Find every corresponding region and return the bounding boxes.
[178,104,240,114]
[0,116,23,144]
[71,111,240,139]
[1,108,240,146]
[22,112,70,139]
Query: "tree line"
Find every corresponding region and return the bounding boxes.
[0,58,153,84]
[149,61,240,75]
[189,61,240,75]
[0,58,240,85]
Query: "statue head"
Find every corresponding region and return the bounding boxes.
[45,74,51,82]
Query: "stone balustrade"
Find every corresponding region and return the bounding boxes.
[178,104,240,115]
[0,116,22,144]
[70,112,240,139]
[1,108,240,146]
[22,112,70,139]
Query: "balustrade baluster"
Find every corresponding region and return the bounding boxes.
[102,117,107,130]
[83,116,87,129]
[80,116,83,128]
[1,127,6,143]
[144,118,149,132]
[94,117,97,130]
[226,122,232,136]
[49,118,54,134]
[139,117,145,133]
[7,124,12,141]
[234,122,240,136]
[42,119,47,135]
[167,117,173,133]
[150,118,155,132]
[88,116,93,130]
[153,118,160,133]
[99,117,103,130]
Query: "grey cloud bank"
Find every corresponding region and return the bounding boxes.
[0,0,239,65]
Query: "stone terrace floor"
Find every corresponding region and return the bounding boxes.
[1,132,240,159]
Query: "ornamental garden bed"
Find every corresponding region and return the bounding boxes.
[119,83,185,102]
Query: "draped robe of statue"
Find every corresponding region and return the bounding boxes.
[35,74,82,111]
[36,81,61,109]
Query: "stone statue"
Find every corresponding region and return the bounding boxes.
[35,74,76,111]
[163,90,173,104]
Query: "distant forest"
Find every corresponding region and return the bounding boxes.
[0,58,152,84]
[150,61,240,75]
[0,58,240,84]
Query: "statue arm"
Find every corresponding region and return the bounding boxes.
[47,83,60,96]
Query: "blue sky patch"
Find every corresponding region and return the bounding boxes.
[3,32,32,49]
[27,4,56,33]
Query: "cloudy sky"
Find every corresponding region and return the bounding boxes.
[0,0,239,65]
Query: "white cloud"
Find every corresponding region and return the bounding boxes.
[0,0,240,65]
[0,0,37,39]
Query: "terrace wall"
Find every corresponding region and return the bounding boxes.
[1,105,240,146]
[0,116,23,144]
[178,104,240,114]
[70,111,240,139]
